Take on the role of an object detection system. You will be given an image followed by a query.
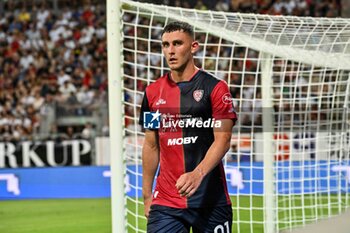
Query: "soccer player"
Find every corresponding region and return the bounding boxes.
[139,21,237,233]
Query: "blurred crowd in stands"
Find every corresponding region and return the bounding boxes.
[143,0,342,17]
[0,0,344,141]
[0,0,108,141]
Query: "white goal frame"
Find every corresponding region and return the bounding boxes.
[107,0,126,233]
[107,1,350,233]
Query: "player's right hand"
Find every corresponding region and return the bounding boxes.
[175,168,204,198]
[143,195,152,219]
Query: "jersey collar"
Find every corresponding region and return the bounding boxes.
[167,68,201,85]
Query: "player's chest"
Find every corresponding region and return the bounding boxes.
[150,85,211,116]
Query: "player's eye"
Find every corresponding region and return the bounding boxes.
[173,41,182,46]
[162,42,169,48]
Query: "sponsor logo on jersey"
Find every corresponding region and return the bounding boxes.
[143,110,161,129]
[167,136,198,146]
[193,90,204,102]
[222,93,234,104]
[155,98,166,106]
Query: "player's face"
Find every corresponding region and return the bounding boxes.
[161,30,199,71]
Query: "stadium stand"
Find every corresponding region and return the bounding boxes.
[0,0,108,141]
[139,0,342,17]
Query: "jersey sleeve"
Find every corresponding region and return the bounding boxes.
[210,80,237,122]
[139,90,150,127]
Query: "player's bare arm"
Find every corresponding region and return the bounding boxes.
[175,119,234,197]
[142,130,159,218]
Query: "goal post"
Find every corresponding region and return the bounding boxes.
[261,52,276,233]
[107,0,126,233]
[108,0,350,232]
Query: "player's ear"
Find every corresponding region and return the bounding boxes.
[191,41,199,54]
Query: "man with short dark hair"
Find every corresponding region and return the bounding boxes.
[139,21,237,233]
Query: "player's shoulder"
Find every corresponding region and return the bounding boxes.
[145,73,169,93]
[198,70,228,88]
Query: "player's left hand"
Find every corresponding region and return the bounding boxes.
[175,169,204,198]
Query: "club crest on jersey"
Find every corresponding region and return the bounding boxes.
[193,90,204,102]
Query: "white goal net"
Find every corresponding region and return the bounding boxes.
[114,0,350,232]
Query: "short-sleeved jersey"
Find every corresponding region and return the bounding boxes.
[139,69,237,209]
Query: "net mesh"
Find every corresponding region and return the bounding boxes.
[120,1,350,232]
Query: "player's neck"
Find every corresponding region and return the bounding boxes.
[170,64,199,83]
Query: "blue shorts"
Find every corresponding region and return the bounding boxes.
[147,205,232,233]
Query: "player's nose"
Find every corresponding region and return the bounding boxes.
[168,44,175,53]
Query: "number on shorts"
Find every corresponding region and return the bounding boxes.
[214,221,229,233]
